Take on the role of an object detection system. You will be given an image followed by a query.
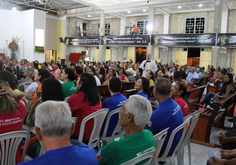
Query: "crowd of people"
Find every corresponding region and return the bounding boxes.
[0,55,235,165]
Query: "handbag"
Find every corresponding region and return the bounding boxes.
[209,96,221,108]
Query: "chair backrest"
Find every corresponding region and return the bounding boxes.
[184,110,201,140]
[17,82,32,92]
[78,108,109,149]
[150,128,169,164]
[64,96,70,102]
[0,131,30,165]
[161,116,191,158]
[72,117,78,124]
[39,147,46,156]
[121,150,156,165]
[101,107,124,144]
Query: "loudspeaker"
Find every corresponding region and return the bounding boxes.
[59,37,64,43]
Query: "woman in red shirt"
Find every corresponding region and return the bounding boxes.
[208,68,214,79]
[118,67,129,83]
[171,81,189,117]
[68,73,102,144]
[0,80,26,164]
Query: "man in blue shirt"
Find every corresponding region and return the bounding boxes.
[186,67,199,84]
[146,78,183,156]
[102,77,127,137]
[19,101,97,165]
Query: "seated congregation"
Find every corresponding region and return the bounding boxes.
[0,58,235,165]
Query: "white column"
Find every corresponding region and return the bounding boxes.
[212,0,223,67]
[221,10,228,33]
[163,14,170,34]
[214,0,223,33]
[99,11,106,62]
[120,17,126,35]
[147,5,155,59]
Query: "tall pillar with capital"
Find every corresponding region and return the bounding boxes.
[99,11,106,62]
[211,0,223,68]
[147,5,155,59]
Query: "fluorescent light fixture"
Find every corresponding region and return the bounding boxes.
[143,9,146,12]
[12,7,16,11]
[178,6,182,9]
[199,4,203,7]
[88,15,91,17]
[128,11,131,13]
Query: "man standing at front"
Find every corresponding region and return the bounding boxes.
[140,53,157,77]
[146,78,183,156]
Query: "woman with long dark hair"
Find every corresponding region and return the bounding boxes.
[195,73,235,108]
[134,77,149,99]
[173,71,188,87]
[146,70,155,86]
[61,68,77,97]
[68,73,102,144]
[171,81,189,117]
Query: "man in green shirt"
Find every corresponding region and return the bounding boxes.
[97,95,155,165]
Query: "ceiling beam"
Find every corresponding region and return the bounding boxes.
[6,0,58,13]
[157,8,169,15]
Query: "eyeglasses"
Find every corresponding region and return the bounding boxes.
[171,86,179,90]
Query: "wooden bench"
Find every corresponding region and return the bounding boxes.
[207,81,221,94]
[97,84,110,102]
[123,86,154,99]
[187,79,197,90]
[191,93,236,143]
[186,86,205,110]
[121,82,135,93]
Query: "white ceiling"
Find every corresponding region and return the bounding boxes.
[65,0,236,20]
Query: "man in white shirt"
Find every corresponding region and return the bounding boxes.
[186,67,199,84]
[140,53,157,77]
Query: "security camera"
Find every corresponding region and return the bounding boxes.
[147,0,149,3]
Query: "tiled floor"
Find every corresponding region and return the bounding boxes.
[160,117,233,165]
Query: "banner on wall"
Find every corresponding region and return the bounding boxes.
[101,35,150,46]
[151,34,216,46]
[217,34,236,47]
[64,37,100,46]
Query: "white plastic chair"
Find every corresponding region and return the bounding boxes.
[22,124,34,134]
[150,128,169,165]
[17,82,32,92]
[64,96,70,102]
[181,110,201,165]
[78,108,109,150]
[0,131,30,165]
[72,117,78,124]
[121,150,156,165]
[155,116,191,165]
[100,107,124,146]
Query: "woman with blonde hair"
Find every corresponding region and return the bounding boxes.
[103,68,117,85]
[0,80,26,164]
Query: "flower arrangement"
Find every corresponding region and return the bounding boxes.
[8,36,20,52]
[35,46,45,54]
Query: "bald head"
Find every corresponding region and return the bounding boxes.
[155,78,171,96]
